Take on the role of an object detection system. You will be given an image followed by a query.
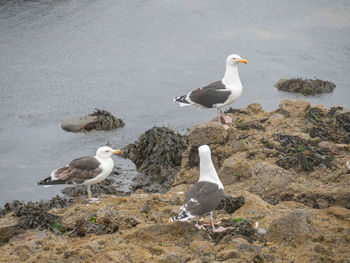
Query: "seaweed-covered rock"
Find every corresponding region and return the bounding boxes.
[1,196,73,218]
[61,109,124,132]
[0,196,73,239]
[13,202,60,230]
[61,177,125,198]
[217,195,245,214]
[263,133,334,172]
[306,106,350,144]
[123,126,188,193]
[211,219,257,244]
[274,78,336,95]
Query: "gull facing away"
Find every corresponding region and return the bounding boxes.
[37,146,122,202]
[173,54,247,127]
[171,145,226,232]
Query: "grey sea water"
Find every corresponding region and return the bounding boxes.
[0,0,349,205]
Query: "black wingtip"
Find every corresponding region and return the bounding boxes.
[172,210,191,222]
[37,176,67,186]
[173,95,190,104]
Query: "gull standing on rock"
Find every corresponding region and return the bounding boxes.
[171,145,226,232]
[173,54,247,127]
[37,146,122,202]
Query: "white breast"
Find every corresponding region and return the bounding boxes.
[83,158,114,185]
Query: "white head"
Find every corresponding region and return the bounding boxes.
[198,145,223,189]
[198,145,212,164]
[96,146,122,159]
[226,54,248,67]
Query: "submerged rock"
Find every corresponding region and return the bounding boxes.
[123,126,188,193]
[275,78,336,95]
[61,109,124,132]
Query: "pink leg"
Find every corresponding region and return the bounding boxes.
[210,212,226,233]
[219,109,232,124]
[217,109,230,130]
[194,216,206,230]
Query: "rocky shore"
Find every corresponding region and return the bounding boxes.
[1,100,349,263]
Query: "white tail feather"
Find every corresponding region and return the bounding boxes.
[178,102,191,107]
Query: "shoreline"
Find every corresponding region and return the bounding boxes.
[1,99,349,262]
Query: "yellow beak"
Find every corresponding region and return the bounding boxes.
[113,149,122,155]
[239,59,248,64]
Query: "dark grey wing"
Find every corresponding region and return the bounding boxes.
[69,156,101,170]
[52,156,102,184]
[183,181,224,216]
[189,81,231,108]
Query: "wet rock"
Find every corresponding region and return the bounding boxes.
[274,78,336,95]
[249,162,294,204]
[188,122,227,146]
[218,155,253,185]
[61,109,124,132]
[278,99,311,117]
[217,195,245,214]
[265,209,315,244]
[123,126,188,193]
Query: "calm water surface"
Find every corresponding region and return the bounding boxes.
[0,0,349,205]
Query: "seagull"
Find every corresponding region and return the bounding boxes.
[171,145,226,232]
[37,146,122,202]
[173,54,247,127]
